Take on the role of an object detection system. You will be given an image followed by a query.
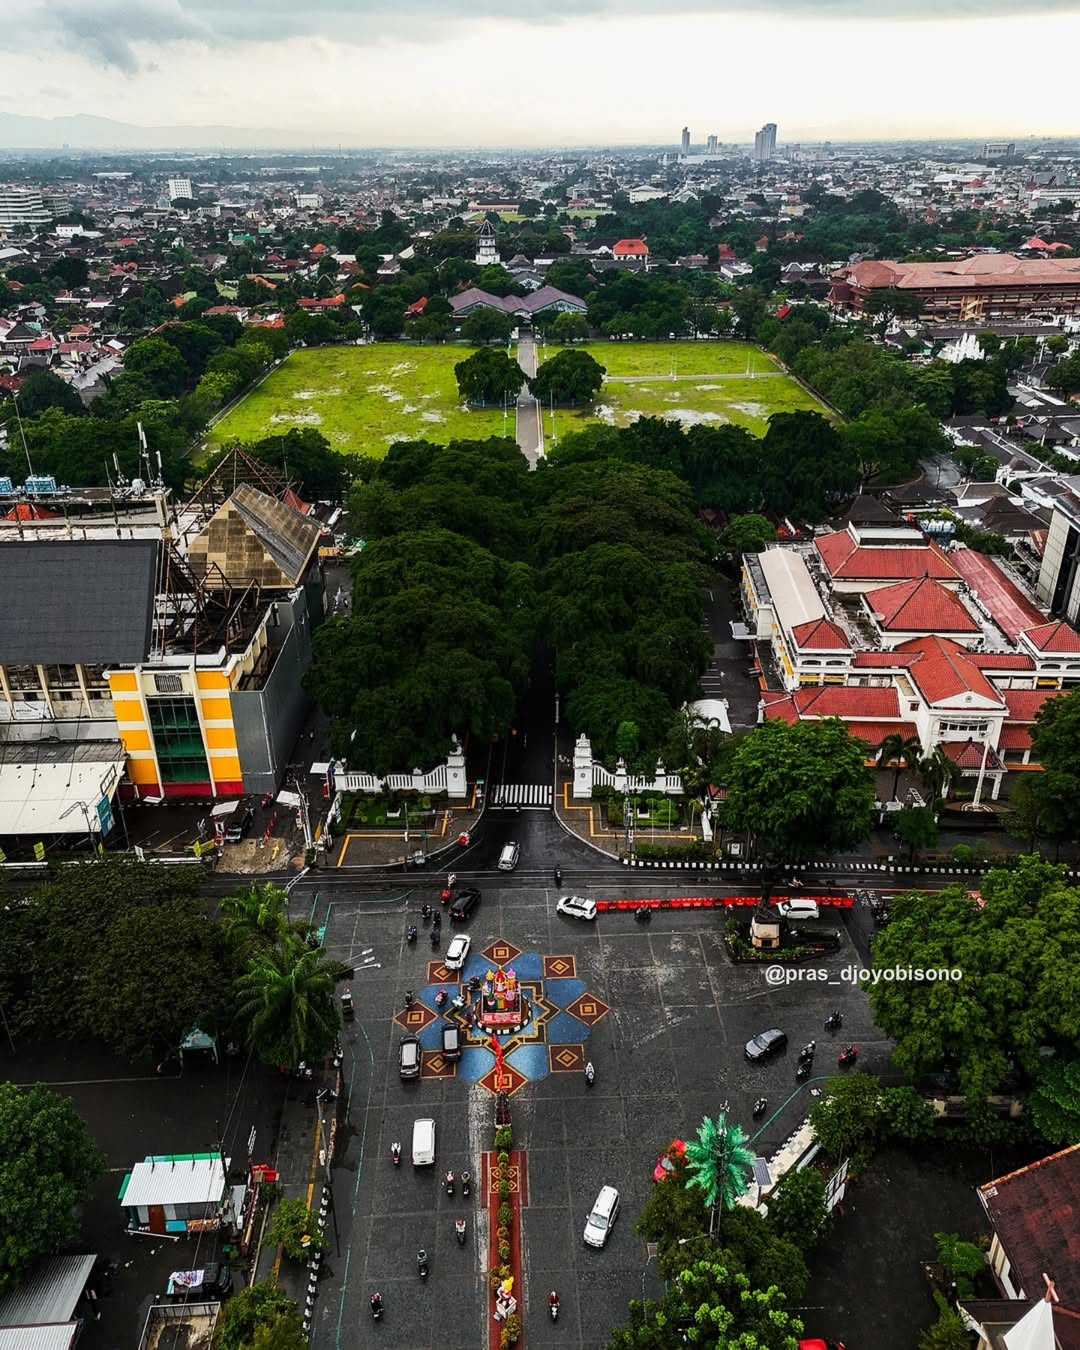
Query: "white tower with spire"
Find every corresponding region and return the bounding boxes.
[475,220,499,267]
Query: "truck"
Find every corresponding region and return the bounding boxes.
[138,1301,221,1350]
[165,1264,233,1301]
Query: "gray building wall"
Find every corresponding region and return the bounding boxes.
[230,589,313,794]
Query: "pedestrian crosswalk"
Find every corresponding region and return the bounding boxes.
[488,783,553,809]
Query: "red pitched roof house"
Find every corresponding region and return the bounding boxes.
[865,576,980,642]
[613,238,649,258]
[816,529,959,588]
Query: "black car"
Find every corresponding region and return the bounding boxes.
[745,1028,788,1063]
[441,1025,461,1062]
[224,805,254,843]
[398,1034,421,1079]
[449,887,481,920]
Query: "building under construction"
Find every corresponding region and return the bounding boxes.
[0,450,327,836]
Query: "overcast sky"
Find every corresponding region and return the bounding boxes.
[3,0,1079,145]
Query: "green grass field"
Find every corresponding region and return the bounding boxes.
[559,340,779,379]
[535,341,826,437]
[207,346,509,458]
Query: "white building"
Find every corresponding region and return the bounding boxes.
[753,123,777,164]
[296,193,321,209]
[474,219,499,267]
[0,187,53,229]
[167,177,194,202]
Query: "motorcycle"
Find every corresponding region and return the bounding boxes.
[341,988,354,1022]
[548,1292,560,1323]
[435,988,448,1009]
[634,906,653,923]
[469,974,482,992]
[461,1170,471,1198]
[404,989,415,1008]
[795,1058,811,1081]
[455,1218,466,1246]
[421,903,432,922]
[445,1169,455,1196]
[554,865,562,885]
[430,928,441,949]
[752,1096,768,1118]
[824,1010,842,1031]
[406,925,417,944]
[798,1040,816,1061]
[416,1250,428,1281]
[838,1045,860,1067]
[584,1060,595,1087]
[370,1293,383,1321]
[391,1142,401,1167]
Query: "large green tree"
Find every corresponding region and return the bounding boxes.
[0,1084,104,1294]
[723,718,876,859]
[453,347,525,405]
[529,348,606,405]
[869,857,1080,1100]
[607,1260,803,1349]
[1029,689,1080,843]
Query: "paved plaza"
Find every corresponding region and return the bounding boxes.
[303,876,890,1350]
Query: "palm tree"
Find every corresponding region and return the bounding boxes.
[918,746,960,806]
[683,1111,755,1235]
[220,884,291,954]
[235,937,342,1069]
[876,733,923,803]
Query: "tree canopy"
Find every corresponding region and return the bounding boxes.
[869,857,1080,1102]
[723,718,876,859]
[454,347,525,405]
[0,1083,104,1294]
[529,348,606,405]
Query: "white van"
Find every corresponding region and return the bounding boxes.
[498,842,520,871]
[412,1118,436,1166]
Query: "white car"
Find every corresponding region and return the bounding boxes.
[444,933,471,970]
[775,899,820,922]
[583,1185,620,1248]
[557,895,597,922]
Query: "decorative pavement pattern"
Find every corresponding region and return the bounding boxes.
[403,939,609,1095]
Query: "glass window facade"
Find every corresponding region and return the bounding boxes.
[147,696,210,784]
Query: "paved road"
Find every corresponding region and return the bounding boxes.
[515,336,543,469]
[300,875,890,1350]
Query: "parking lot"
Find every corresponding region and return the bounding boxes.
[305,877,889,1350]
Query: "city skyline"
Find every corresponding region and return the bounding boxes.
[2,4,1080,147]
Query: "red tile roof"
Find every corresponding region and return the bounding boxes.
[997,725,1033,751]
[613,238,649,256]
[942,740,1005,770]
[894,635,1004,706]
[792,685,902,719]
[852,651,918,668]
[869,576,979,633]
[968,653,1036,670]
[949,548,1045,643]
[816,530,959,581]
[297,294,346,308]
[979,1144,1080,1310]
[1023,620,1080,653]
[1004,689,1068,723]
[845,720,918,746]
[791,616,850,650]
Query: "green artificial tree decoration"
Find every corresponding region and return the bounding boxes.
[684,1111,754,1234]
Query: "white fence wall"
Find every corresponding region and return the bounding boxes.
[572,734,683,800]
[333,746,464,800]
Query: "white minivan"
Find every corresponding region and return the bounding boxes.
[498,842,520,871]
[583,1185,620,1248]
[412,1118,436,1166]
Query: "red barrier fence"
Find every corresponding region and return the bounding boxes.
[594,896,855,913]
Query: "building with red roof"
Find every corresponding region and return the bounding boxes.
[816,525,960,590]
[864,576,980,645]
[613,238,649,259]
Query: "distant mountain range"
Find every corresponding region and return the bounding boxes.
[0,112,313,151]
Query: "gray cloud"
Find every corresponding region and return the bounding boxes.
[26,0,1080,70]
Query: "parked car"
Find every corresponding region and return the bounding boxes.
[745,1028,788,1063]
[398,1034,421,1079]
[583,1185,621,1248]
[799,1340,846,1350]
[224,805,254,843]
[166,1264,232,1301]
[556,895,597,922]
[775,899,820,921]
[498,842,520,871]
[449,888,481,920]
[444,933,471,970]
[441,1024,461,1061]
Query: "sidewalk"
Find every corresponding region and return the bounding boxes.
[331,797,484,868]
